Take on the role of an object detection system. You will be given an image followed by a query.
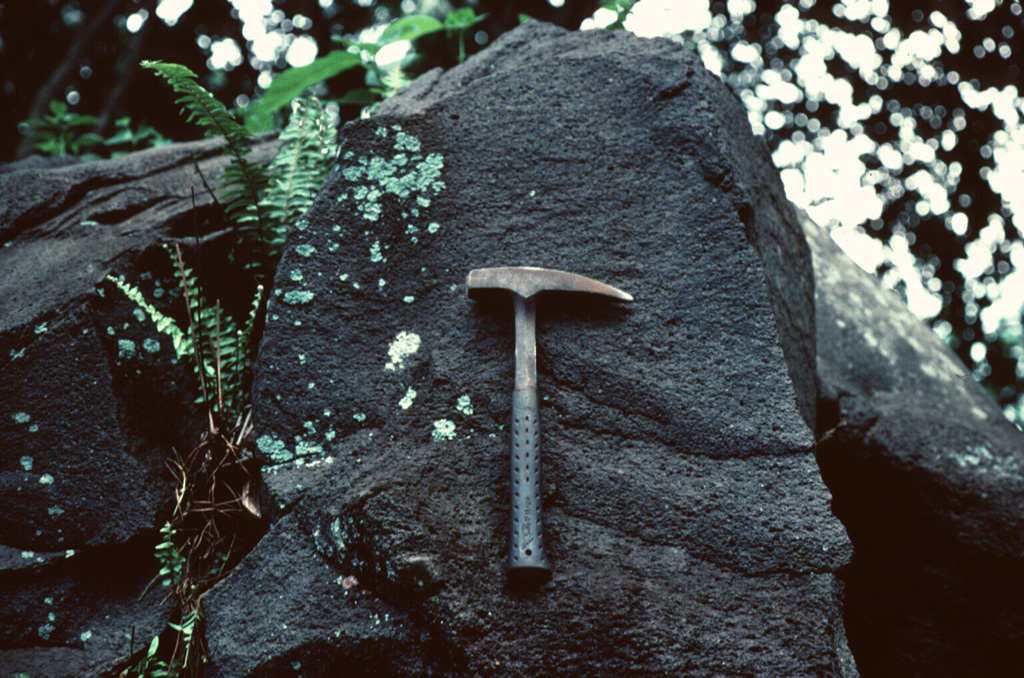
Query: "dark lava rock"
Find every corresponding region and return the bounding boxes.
[208,22,853,677]
[0,137,277,677]
[806,214,1024,677]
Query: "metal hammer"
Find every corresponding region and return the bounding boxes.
[467,266,633,585]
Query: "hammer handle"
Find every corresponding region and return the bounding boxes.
[508,387,551,579]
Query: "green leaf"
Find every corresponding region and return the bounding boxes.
[245,51,361,132]
[378,15,443,46]
[518,14,533,24]
[444,7,486,32]
[65,113,98,127]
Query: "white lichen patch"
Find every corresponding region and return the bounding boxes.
[370,240,384,263]
[295,244,316,257]
[39,473,54,485]
[399,387,417,410]
[456,395,473,416]
[353,413,367,422]
[290,269,303,282]
[143,338,160,353]
[432,419,456,441]
[385,331,421,371]
[403,296,415,304]
[283,290,315,305]
[20,456,32,471]
[118,339,136,359]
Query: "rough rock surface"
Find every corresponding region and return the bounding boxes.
[0,137,276,677]
[207,23,853,677]
[806,214,1024,677]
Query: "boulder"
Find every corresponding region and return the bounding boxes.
[806,214,1024,677]
[0,136,277,677]
[206,22,854,677]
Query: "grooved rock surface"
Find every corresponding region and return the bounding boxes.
[0,137,277,677]
[805,214,1024,677]
[209,22,854,677]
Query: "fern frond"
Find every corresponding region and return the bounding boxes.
[142,60,270,239]
[107,275,192,360]
[249,97,337,274]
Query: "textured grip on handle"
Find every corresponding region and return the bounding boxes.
[508,387,551,581]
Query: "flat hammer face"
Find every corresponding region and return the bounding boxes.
[467,267,633,585]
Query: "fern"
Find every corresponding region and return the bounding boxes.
[108,245,263,423]
[249,96,337,277]
[142,61,270,242]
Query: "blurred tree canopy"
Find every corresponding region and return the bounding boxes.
[1,0,1021,425]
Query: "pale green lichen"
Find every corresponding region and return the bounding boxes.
[118,339,136,358]
[456,395,473,416]
[13,412,30,424]
[393,131,420,152]
[48,506,64,516]
[378,279,386,289]
[432,419,456,441]
[370,240,384,263]
[399,387,417,410]
[295,440,323,457]
[20,456,32,471]
[143,338,160,353]
[385,331,421,371]
[35,322,48,334]
[427,222,440,234]
[283,290,315,305]
[353,413,367,422]
[39,473,54,485]
[295,244,316,257]
[290,269,303,282]
[256,435,293,464]
[337,131,444,222]
[403,296,415,304]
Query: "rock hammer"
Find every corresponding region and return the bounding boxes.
[467,267,633,585]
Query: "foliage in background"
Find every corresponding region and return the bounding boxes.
[19,100,103,156]
[19,100,169,158]
[246,7,486,132]
[668,1,1024,426]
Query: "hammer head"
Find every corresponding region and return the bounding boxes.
[467,266,633,301]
